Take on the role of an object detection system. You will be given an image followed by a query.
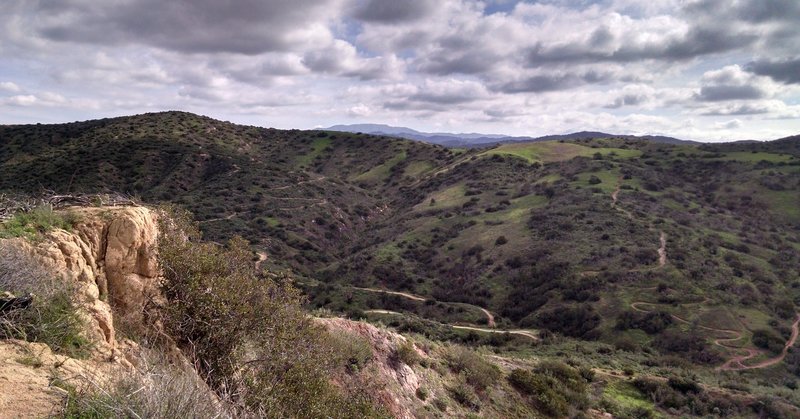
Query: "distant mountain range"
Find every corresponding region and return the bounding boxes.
[326,123,696,147]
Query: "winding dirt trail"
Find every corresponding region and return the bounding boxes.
[631,300,800,370]
[353,287,426,301]
[363,310,535,341]
[479,308,497,327]
[355,286,497,327]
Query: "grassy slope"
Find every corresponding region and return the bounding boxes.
[2,113,800,415]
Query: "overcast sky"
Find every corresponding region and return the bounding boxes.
[1,0,799,141]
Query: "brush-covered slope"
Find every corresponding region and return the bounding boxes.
[2,113,800,392]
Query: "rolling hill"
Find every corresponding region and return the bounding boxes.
[2,111,800,416]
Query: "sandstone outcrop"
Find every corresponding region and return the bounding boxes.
[7,206,161,355]
[0,206,166,417]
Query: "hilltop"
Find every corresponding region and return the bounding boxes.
[326,124,694,147]
[2,111,800,417]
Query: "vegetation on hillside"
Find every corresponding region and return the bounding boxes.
[1,112,799,416]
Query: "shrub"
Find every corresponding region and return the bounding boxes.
[445,346,501,390]
[60,350,228,418]
[508,368,569,417]
[156,206,387,417]
[752,329,785,354]
[495,236,508,246]
[392,340,420,367]
[450,379,480,410]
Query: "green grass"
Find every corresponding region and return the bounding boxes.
[414,183,467,210]
[482,141,642,163]
[0,206,79,239]
[296,137,331,166]
[404,161,433,178]
[353,150,408,182]
[761,190,800,221]
[603,381,655,411]
[715,151,795,163]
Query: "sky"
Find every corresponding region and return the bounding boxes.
[1,0,799,142]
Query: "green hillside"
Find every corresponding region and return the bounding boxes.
[3,112,800,416]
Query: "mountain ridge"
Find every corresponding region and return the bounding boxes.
[326,123,697,147]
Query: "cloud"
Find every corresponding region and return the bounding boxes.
[524,25,757,67]
[496,70,615,94]
[715,119,743,129]
[352,0,439,23]
[33,0,342,55]
[0,82,21,92]
[604,84,655,109]
[746,57,800,84]
[693,65,773,102]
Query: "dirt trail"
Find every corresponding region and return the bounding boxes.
[199,212,240,223]
[479,308,497,328]
[611,176,622,205]
[255,251,267,270]
[451,325,537,341]
[268,175,327,191]
[631,300,800,370]
[355,286,496,326]
[354,287,426,302]
[363,310,534,341]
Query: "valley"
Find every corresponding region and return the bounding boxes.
[1,111,799,417]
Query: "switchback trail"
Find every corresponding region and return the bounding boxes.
[631,300,800,371]
[355,286,497,326]
[363,310,535,341]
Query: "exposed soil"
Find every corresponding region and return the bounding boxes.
[657,231,667,267]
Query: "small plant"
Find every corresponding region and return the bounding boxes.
[445,346,500,391]
[392,340,420,367]
[415,387,429,400]
[450,378,480,411]
[0,205,79,239]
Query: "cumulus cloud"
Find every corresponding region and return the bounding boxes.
[0,0,798,140]
[352,0,439,23]
[0,82,21,92]
[33,0,343,55]
[693,65,774,102]
[746,57,800,84]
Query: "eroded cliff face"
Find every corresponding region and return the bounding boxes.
[16,206,160,353]
[0,206,165,418]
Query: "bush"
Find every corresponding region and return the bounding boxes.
[445,346,501,391]
[392,340,420,367]
[450,379,480,411]
[508,368,569,417]
[60,350,227,418]
[495,236,508,246]
[752,329,785,354]
[156,206,387,418]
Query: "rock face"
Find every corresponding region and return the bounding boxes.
[318,317,426,419]
[11,206,161,354]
